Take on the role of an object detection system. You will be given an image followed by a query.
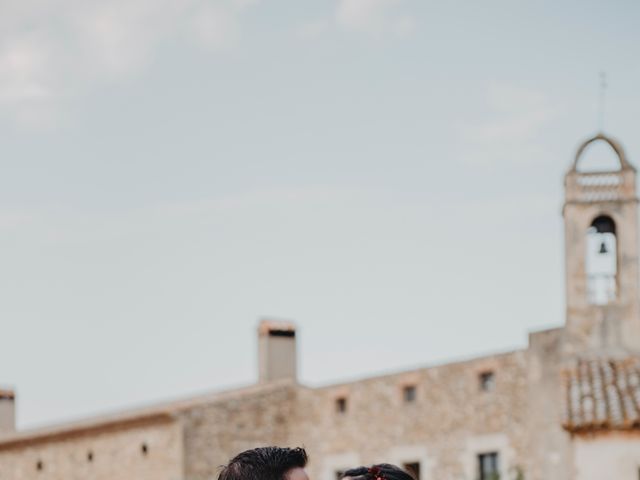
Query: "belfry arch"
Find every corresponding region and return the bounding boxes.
[573,133,630,172]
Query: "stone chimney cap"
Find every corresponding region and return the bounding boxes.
[0,389,15,400]
[258,319,296,336]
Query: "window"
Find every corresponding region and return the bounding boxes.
[403,385,417,403]
[403,462,420,480]
[87,450,94,462]
[478,452,499,480]
[479,371,495,392]
[141,443,149,455]
[36,460,44,471]
[336,397,347,414]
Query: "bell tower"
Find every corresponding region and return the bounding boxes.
[563,133,640,353]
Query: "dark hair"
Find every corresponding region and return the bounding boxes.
[219,447,308,480]
[342,464,416,480]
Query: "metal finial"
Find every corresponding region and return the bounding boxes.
[598,71,607,133]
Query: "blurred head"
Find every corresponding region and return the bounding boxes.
[342,464,415,480]
[218,447,309,480]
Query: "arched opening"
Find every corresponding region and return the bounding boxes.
[576,141,622,172]
[573,134,628,173]
[586,215,617,305]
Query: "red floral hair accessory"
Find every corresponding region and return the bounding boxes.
[368,467,384,480]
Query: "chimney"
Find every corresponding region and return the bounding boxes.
[258,319,297,383]
[0,388,15,434]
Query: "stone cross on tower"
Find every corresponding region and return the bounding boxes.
[563,134,640,354]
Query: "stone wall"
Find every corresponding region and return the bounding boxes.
[572,431,640,480]
[0,337,577,480]
[0,416,182,480]
[525,328,573,480]
[289,351,532,480]
[180,383,297,480]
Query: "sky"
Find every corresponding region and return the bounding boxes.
[1,0,640,429]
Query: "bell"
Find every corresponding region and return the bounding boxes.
[599,242,608,254]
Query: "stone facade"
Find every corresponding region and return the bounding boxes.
[0,347,564,480]
[290,351,531,480]
[2,133,640,480]
[180,382,296,480]
[571,431,640,480]
[0,414,182,480]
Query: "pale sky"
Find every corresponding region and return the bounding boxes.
[2,0,640,429]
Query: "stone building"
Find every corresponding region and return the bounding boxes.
[2,133,640,480]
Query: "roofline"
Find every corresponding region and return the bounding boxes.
[0,379,296,449]
[304,346,526,390]
[0,411,174,449]
[0,345,526,446]
[527,325,563,336]
[563,423,640,435]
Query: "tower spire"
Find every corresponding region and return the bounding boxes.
[598,71,607,133]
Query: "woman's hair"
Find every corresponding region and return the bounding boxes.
[342,464,416,480]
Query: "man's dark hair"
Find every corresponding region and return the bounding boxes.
[219,447,308,480]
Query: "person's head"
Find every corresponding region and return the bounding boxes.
[219,447,309,480]
[342,464,415,480]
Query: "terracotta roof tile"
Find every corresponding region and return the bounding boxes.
[563,357,640,432]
